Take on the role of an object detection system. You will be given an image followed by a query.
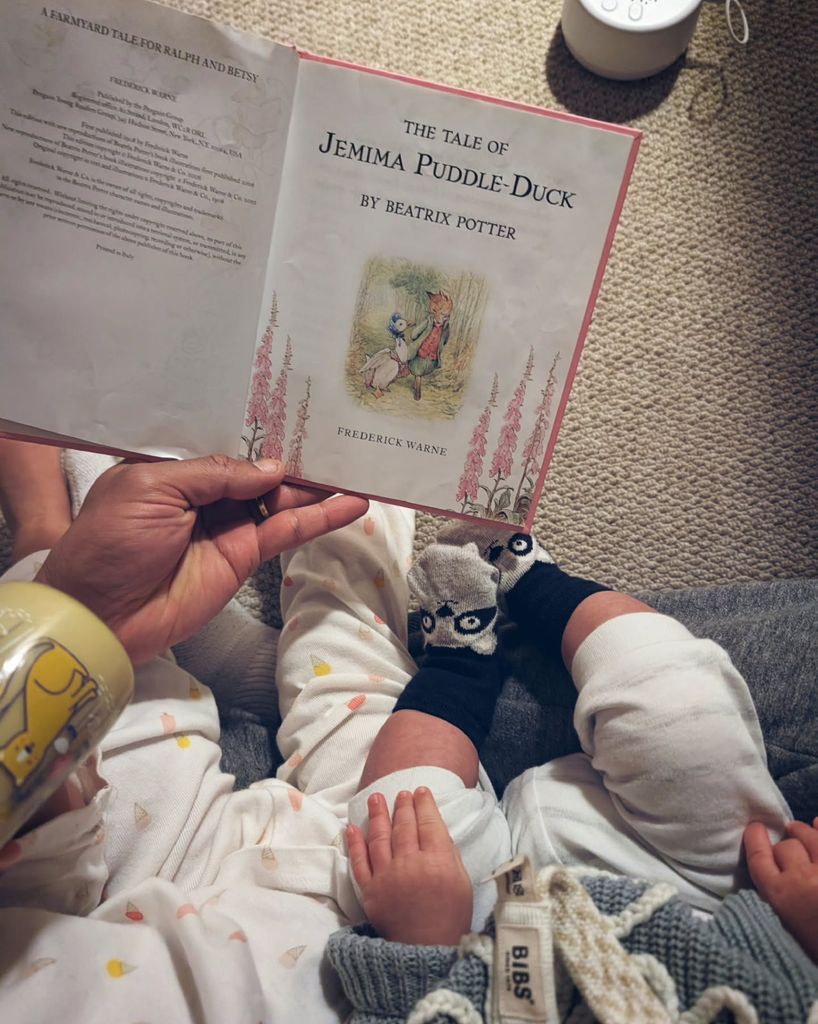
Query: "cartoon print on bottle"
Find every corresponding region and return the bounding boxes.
[0,638,98,788]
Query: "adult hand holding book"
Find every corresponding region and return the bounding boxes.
[35,455,368,664]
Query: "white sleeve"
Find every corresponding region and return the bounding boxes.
[0,750,110,916]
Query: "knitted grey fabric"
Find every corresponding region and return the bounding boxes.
[171,600,280,787]
[585,876,818,1023]
[329,924,458,1019]
[328,925,484,1024]
[216,708,278,791]
[328,875,818,1024]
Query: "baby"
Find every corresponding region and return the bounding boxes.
[328,530,818,1022]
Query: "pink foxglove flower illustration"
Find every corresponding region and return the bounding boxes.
[242,295,278,458]
[488,347,534,476]
[513,353,560,513]
[456,373,498,510]
[286,376,311,479]
[262,334,293,461]
[488,372,499,408]
[483,349,534,519]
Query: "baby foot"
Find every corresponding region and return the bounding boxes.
[436,523,553,596]
[408,542,500,656]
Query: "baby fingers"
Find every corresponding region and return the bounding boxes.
[346,824,372,887]
[391,790,420,856]
[414,786,454,852]
[366,792,393,872]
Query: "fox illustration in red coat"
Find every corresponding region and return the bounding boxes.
[405,291,453,401]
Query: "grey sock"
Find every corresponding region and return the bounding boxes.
[172,601,280,725]
[408,542,500,655]
[393,543,503,752]
[436,522,553,595]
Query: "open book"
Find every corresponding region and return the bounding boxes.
[0,0,640,528]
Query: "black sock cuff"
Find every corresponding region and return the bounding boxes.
[505,562,610,657]
[393,646,503,753]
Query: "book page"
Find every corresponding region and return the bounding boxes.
[0,0,298,457]
[243,57,638,525]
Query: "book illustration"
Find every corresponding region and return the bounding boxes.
[345,257,488,421]
[285,376,311,478]
[242,294,307,473]
[407,290,452,403]
[456,351,560,524]
[456,372,499,514]
[512,353,561,521]
[243,295,292,461]
[359,313,413,398]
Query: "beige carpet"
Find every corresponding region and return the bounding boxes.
[2,0,815,595]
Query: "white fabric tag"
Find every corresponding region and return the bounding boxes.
[487,854,537,904]
[490,857,559,1024]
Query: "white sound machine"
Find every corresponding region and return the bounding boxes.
[560,0,747,81]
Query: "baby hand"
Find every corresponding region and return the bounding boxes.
[744,818,818,963]
[347,787,473,946]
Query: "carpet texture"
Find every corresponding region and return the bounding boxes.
[2,0,816,595]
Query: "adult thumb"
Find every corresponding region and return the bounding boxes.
[147,454,285,508]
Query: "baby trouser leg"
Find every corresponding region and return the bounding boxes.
[275,506,512,928]
[502,613,791,912]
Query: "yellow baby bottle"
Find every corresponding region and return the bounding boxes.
[0,581,133,848]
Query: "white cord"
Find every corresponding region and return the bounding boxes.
[725,0,749,45]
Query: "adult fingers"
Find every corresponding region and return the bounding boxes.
[743,822,780,893]
[366,793,393,873]
[787,821,818,861]
[261,483,336,515]
[390,791,420,857]
[414,787,454,852]
[257,494,369,559]
[773,837,811,872]
[125,455,287,508]
[346,825,373,889]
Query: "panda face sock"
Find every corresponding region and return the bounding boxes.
[410,542,500,655]
[436,522,553,596]
[391,543,504,752]
[436,523,609,659]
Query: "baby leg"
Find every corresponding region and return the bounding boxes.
[349,542,513,928]
[0,439,71,565]
[502,595,792,910]
[274,501,417,815]
[438,524,791,907]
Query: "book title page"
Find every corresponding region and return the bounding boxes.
[244,58,638,524]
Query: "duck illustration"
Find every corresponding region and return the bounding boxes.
[360,313,415,398]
